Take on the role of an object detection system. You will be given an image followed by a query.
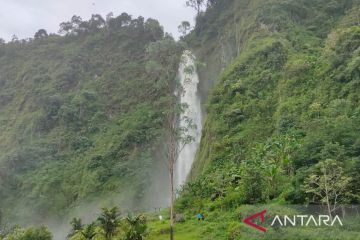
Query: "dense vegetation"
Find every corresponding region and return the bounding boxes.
[1,0,360,239]
[175,0,360,238]
[1,207,148,240]
[0,13,183,226]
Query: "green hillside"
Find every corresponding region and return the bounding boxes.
[0,14,183,224]
[189,0,360,203]
[1,0,360,239]
[177,0,360,238]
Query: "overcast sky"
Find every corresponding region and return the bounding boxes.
[0,0,196,41]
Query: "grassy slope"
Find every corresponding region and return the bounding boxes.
[146,205,360,240]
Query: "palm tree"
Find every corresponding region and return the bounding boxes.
[124,214,147,240]
[97,207,121,240]
[81,223,97,240]
[67,218,83,239]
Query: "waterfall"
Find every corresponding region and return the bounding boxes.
[175,50,202,189]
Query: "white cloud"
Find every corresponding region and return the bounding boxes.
[0,0,196,41]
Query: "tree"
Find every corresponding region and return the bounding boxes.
[88,14,106,31]
[59,15,83,35]
[124,214,147,240]
[80,223,97,240]
[146,41,193,240]
[118,12,132,26]
[206,0,219,8]
[0,38,5,46]
[59,21,73,35]
[106,12,114,24]
[108,12,132,31]
[3,226,52,240]
[186,0,205,16]
[68,217,83,238]
[178,21,191,37]
[97,207,121,240]
[34,29,48,39]
[348,157,360,203]
[11,35,18,42]
[304,159,352,218]
[240,160,268,203]
[145,18,164,41]
[71,15,83,29]
[130,16,145,29]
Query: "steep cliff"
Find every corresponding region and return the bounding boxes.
[177,0,360,238]
[0,14,183,224]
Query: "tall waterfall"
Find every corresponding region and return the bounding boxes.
[175,50,202,188]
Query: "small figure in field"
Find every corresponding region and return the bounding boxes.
[197,213,205,221]
[159,215,163,221]
[201,213,205,221]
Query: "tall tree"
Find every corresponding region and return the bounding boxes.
[304,159,352,218]
[34,29,48,39]
[59,15,83,35]
[178,21,191,37]
[206,0,219,8]
[68,217,83,238]
[124,214,147,240]
[108,12,132,31]
[106,12,114,24]
[146,40,193,240]
[59,21,73,35]
[80,223,97,240]
[145,18,164,41]
[97,207,121,240]
[11,35,18,42]
[88,14,106,31]
[71,15,83,29]
[186,0,205,16]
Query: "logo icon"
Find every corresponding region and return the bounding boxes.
[243,209,267,232]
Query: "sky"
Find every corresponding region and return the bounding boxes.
[0,0,196,41]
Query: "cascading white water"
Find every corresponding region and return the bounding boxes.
[175,50,202,189]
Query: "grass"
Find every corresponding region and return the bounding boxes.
[147,218,204,240]
[145,204,360,240]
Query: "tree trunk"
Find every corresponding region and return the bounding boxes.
[323,166,333,220]
[170,161,174,240]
